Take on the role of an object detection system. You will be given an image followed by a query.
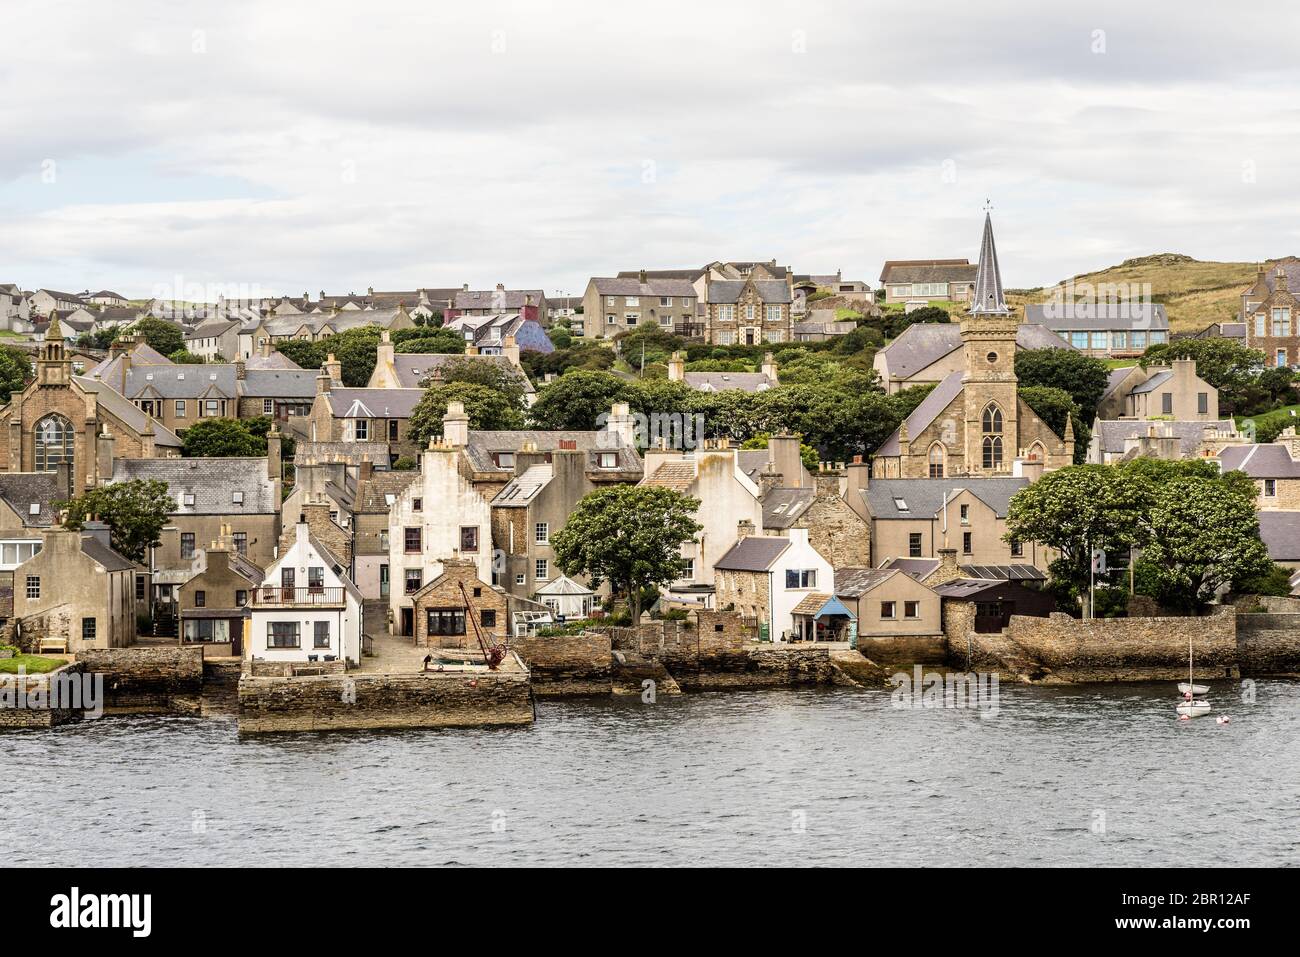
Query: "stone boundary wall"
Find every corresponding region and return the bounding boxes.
[1236,613,1300,675]
[978,609,1238,683]
[249,659,347,678]
[75,646,203,713]
[513,633,612,696]
[660,644,835,690]
[238,662,533,733]
[0,661,86,728]
[856,633,948,667]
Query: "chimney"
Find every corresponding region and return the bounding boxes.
[359,459,373,481]
[315,367,332,394]
[96,426,115,482]
[737,518,756,539]
[1015,455,1044,483]
[502,334,520,368]
[376,329,394,376]
[442,400,470,447]
[929,548,962,586]
[761,352,779,384]
[1277,267,1289,293]
[260,338,271,359]
[323,353,342,383]
[604,401,637,449]
[367,286,374,296]
[552,439,585,485]
[82,519,113,551]
[462,283,470,292]
[768,434,803,489]
[140,419,156,458]
[667,351,685,382]
[638,268,647,284]
[513,439,549,476]
[55,462,72,499]
[495,282,505,292]
[234,358,246,380]
[267,425,282,481]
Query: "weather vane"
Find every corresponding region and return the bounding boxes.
[983,198,993,212]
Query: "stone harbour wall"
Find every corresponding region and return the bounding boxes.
[237,662,534,733]
[1235,613,1300,675]
[75,646,204,713]
[513,633,612,696]
[0,661,85,728]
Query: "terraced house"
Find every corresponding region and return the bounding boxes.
[580,273,699,339]
[879,259,976,305]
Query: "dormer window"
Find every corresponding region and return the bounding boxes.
[598,452,617,468]
[182,493,195,506]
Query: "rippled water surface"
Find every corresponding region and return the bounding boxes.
[3,681,1298,866]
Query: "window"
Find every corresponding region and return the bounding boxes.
[606,314,616,325]
[1198,392,1209,415]
[494,452,515,468]
[1150,331,1167,345]
[182,493,195,506]
[717,330,734,345]
[233,532,247,555]
[232,491,244,505]
[405,568,422,593]
[204,400,219,416]
[1161,393,1173,415]
[427,609,466,636]
[1264,479,1277,497]
[181,533,196,558]
[314,621,331,649]
[194,590,206,607]
[353,419,369,441]
[1090,331,1107,350]
[981,403,1003,470]
[281,567,295,589]
[927,444,944,478]
[908,533,923,558]
[307,567,324,593]
[1010,539,1023,558]
[1070,332,1088,349]
[535,559,549,581]
[25,575,39,599]
[1278,349,1288,368]
[904,601,920,619]
[660,297,673,307]
[624,313,639,325]
[1256,314,1267,338]
[626,296,639,306]
[413,497,423,512]
[1131,331,1146,350]
[268,622,299,648]
[881,601,897,620]
[1273,307,1292,337]
[766,305,782,323]
[263,398,274,415]
[1111,331,1127,350]
[963,531,973,554]
[598,452,617,468]
[34,414,73,473]
[718,305,735,322]
[681,558,695,580]
[784,569,817,588]
[534,522,548,544]
[388,419,399,441]
[460,526,479,552]
[481,609,497,629]
[404,527,422,553]
[515,573,526,586]
[183,618,230,642]
[960,503,970,525]
[175,400,187,417]
[235,589,248,606]
[82,618,96,642]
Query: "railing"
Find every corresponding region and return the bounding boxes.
[253,586,345,606]
[673,323,707,340]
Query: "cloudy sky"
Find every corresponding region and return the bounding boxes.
[3,0,1299,302]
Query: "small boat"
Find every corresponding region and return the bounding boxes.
[1176,698,1212,718]
[1176,637,1212,718]
[1178,682,1209,696]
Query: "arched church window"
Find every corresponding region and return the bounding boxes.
[982,436,1003,470]
[927,443,945,478]
[35,414,73,473]
[981,403,1004,470]
[981,404,1003,435]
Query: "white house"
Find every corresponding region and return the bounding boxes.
[713,528,834,643]
[249,522,363,665]
[387,437,494,637]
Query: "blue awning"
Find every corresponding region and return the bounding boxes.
[813,596,855,620]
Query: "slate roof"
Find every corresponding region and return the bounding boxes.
[879,260,976,284]
[707,280,792,305]
[464,431,642,477]
[714,535,790,572]
[325,388,424,419]
[1023,302,1169,332]
[72,376,183,447]
[392,353,535,394]
[862,478,1030,520]
[641,460,696,493]
[239,368,319,398]
[81,534,137,572]
[877,321,1073,381]
[593,277,698,297]
[119,364,238,399]
[245,351,301,370]
[736,450,771,483]
[762,487,814,529]
[184,318,240,341]
[683,371,775,393]
[1094,420,1235,457]
[969,213,1008,315]
[1217,444,1300,478]
[615,269,705,282]
[453,288,545,311]
[874,371,964,457]
[1258,511,1300,562]
[491,465,553,506]
[1102,366,1136,399]
[833,567,899,597]
[111,457,278,515]
[932,578,1003,599]
[0,472,65,526]
[1130,370,1173,395]
[878,557,941,580]
[354,471,420,512]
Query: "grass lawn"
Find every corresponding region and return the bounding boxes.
[1236,404,1300,439]
[0,654,68,674]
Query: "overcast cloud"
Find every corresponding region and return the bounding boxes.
[3,0,1299,300]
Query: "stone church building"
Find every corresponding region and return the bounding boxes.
[0,314,181,494]
[872,214,1074,479]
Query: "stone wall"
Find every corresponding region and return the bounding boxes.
[237,662,533,733]
[513,632,612,696]
[1236,613,1300,675]
[75,646,204,712]
[856,632,948,667]
[0,661,85,728]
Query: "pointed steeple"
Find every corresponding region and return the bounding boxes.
[46,310,64,341]
[969,211,1008,316]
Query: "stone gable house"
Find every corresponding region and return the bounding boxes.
[1242,263,1300,368]
[410,558,508,651]
[1096,359,1218,420]
[178,533,264,656]
[580,274,700,340]
[713,528,833,642]
[703,277,793,346]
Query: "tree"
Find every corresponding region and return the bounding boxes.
[131,317,185,357]
[407,382,526,443]
[59,479,173,564]
[551,485,703,620]
[530,370,634,430]
[1015,348,1111,423]
[181,418,267,457]
[1140,338,1284,415]
[1020,384,1089,463]
[167,348,206,364]
[0,344,30,402]
[394,330,465,355]
[1233,562,1294,598]
[1134,474,1271,612]
[432,355,527,410]
[274,327,385,386]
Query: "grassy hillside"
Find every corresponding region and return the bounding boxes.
[1016,253,1260,333]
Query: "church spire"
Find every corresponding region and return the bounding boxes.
[969,210,1008,316]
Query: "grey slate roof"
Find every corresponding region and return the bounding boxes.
[1102,366,1136,399]
[714,535,790,572]
[707,280,792,305]
[878,321,1073,381]
[834,566,899,597]
[245,351,302,370]
[592,277,698,297]
[453,288,545,311]
[762,488,814,529]
[1217,444,1300,478]
[879,260,976,284]
[491,465,553,506]
[863,477,1030,520]
[1130,370,1172,395]
[1258,511,1300,562]
[683,371,774,393]
[80,534,137,572]
[325,388,424,419]
[1023,302,1169,332]
[879,557,941,580]
[1094,420,1235,456]
[111,457,278,515]
[391,353,534,394]
[0,472,65,526]
[72,376,183,447]
[616,269,705,282]
[239,368,319,398]
[120,364,237,399]
[875,371,964,457]
[464,431,642,477]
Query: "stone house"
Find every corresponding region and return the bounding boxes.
[758,446,871,570]
[28,289,88,317]
[177,532,264,656]
[302,378,423,461]
[446,284,547,323]
[703,278,794,346]
[1097,359,1218,420]
[1088,420,1242,465]
[0,471,67,626]
[834,566,942,639]
[11,522,138,651]
[235,365,320,422]
[713,528,833,643]
[350,463,419,601]
[879,259,976,305]
[387,439,494,638]
[1023,303,1169,358]
[1217,443,1300,510]
[409,558,508,651]
[666,351,779,392]
[872,321,1073,394]
[0,283,31,330]
[366,331,536,403]
[580,274,700,339]
[0,317,182,491]
[248,523,363,665]
[1241,261,1300,367]
[235,304,417,359]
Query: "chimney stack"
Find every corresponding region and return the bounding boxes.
[442,400,469,447]
[768,434,803,489]
[667,351,685,382]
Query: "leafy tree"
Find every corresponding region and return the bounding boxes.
[394,330,465,355]
[429,355,527,410]
[1233,562,1294,598]
[167,348,206,364]
[59,479,173,564]
[530,370,634,430]
[78,326,121,351]
[181,418,267,457]
[551,485,703,619]
[274,326,385,386]
[131,317,185,357]
[392,456,417,471]
[1015,348,1111,423]
[0,344,31,402]
[408,382,526,443]
[1020,384,1089,463]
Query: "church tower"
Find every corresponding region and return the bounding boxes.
[36,311,73,387]
[960,212,1019,475]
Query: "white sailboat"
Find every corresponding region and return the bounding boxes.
[1176,636,1212,718]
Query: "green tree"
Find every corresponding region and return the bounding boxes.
[1015,348,1111,423]
[274,326,386,386]
[394,330,465,355]
[408,382,526,443]
[1140,338,1285,415]
[181,418,266,457]
[551,485,703,619]
[0,344,31,402]
[167,348,206,364]
[59,479,173,564]
[131,317,185,357]
[1019,384,1089,463]
[1232,562,1294,598]
[530,370,634,430]
[432,355,527,410]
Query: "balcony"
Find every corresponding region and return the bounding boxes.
[673,322,707,340]
[253,586,345,607]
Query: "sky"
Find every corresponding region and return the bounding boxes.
[3,0,1300,302]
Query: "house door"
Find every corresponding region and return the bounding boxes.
[379,564,390,598]
[745,328,756,345]
[400,607,413,637]
[229,618,243,656]
[974,600,1012,633]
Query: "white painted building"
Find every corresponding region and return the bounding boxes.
[387,438,494,637]
[248,523,363,665]
[714,528,834,642]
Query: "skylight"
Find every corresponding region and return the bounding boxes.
[894,497,909,511]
